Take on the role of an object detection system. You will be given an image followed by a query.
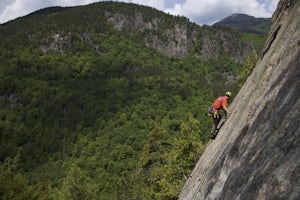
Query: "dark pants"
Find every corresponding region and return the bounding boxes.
[211,114,221,137]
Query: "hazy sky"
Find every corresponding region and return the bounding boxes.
[0,0,279,25]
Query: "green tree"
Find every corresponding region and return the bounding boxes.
[59,164,98,200]
[158,114,205,199]
[238,53,258,88]
[169,114,204,177]
[0,149,50,200]
[138,123,171,199]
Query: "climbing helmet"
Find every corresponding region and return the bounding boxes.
[226,91,232,97]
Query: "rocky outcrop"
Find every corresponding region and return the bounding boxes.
[105,11,255,61]
[105,10,198,57]
[178,0,300,199]
[40,32,72,53]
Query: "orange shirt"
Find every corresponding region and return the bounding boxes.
[212,96,228,110]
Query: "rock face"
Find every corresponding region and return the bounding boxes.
[106,12,255,61]
[178,0,300,199]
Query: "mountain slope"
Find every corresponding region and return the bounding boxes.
[0,2,262,62]
[179,0,300,199]
[213,13,271,34]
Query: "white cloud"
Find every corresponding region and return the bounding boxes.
[0,0,13,13]
[0,0,96,24]
[164,0,279,25]
[129,0,166,10]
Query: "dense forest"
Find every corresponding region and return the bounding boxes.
[0,2,262,200]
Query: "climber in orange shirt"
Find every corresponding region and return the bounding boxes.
[210,91,232,139]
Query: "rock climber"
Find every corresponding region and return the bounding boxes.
[209,91,232,139]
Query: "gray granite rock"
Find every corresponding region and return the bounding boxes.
[178,0,300,199]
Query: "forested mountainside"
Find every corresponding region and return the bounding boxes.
[213,13,271,34]
[0,2,266,199]
[0,2,266,61]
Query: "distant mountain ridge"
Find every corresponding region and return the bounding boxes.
[0,3,265,62]
[213,13,271,34]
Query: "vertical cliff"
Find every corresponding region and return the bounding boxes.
[179,0,300,199]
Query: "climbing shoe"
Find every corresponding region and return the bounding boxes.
[210,133,216,139]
